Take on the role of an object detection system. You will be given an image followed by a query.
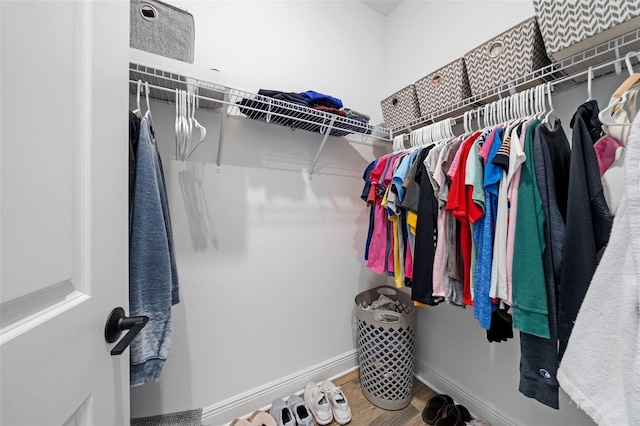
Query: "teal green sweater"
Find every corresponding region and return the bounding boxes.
[512,119,550,339]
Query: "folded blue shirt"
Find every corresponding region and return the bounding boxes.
[300,90,343,109]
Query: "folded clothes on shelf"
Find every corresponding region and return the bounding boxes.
[300,90,344,109]
[236,88,372,137]
[313,105,347,116]
[342,108,370,123]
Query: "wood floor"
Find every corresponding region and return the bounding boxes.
[329,369,438,426]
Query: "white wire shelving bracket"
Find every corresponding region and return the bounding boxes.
[391,27,640,136]
[129,48,391,177]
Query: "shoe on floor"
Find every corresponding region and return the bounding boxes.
[434,404,472,426]
[269,398,296,426]
[422,394,454,425]
[249,410,277,426]
[304,381,333,425]
[320,380,352,425]
[287,394,314,426]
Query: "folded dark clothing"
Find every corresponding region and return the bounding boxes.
[343,108,371,122]
[313,106,347,116]
[310,99,342,109]
[257,89,309,106]
[300,90,343,109]
[346,115,368,124]
[272,93,308,106]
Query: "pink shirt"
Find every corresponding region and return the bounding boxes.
[594,135,623,176]
[432,146,450,297]
[478,125,504,163]
[366,154,392,274]
[506,120,532,308]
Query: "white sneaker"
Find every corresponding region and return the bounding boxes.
[320,380,351,425]
[304,381,333,425]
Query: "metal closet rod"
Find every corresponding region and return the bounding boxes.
[438,50,640,127]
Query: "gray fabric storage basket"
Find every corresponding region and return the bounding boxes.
[380,85,421,130]
[415,58,472,119]
[464,17,550,98]
[534,0,640,62]
[355,286,416,411]
[130,0,195,63]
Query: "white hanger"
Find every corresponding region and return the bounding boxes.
[175,89,181,159]
[599,90,635,129]
[143,81,152,124]
[133,80,143,117]
[535,84,545,119]
[543,83,556,126]
[586,67,594,102]
[463,111,470,134]
[192,92,206,149]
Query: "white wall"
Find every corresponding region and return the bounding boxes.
[385,0,535,95]
[171,0,388,124]
[129,2,390,424]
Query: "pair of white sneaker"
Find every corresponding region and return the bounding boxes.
[303,380,352,425]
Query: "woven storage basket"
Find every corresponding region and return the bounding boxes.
[534,0,640,62]
[355,286,416,411]
[380,85,421,130]
[415,58,472,119]
[130,0,195,63]
[464,17,550,99]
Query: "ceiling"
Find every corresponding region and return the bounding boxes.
[360,0,403,17]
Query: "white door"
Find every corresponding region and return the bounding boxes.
[1,1,130,425]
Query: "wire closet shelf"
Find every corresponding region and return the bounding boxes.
[392,27,640,136]
[128,55,391,143]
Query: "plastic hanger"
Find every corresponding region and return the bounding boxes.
[598,52,640,131]
[133,80,142,117]
[612,51,640,98]
[599,90,635,129]
[586,67,594,102]
[536,84,545,120]
[175,89,182,159]
[543,83,557,126]
[143,81,152,124]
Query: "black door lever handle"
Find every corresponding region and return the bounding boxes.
[104,307,149,356]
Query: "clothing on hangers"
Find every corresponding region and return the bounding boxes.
[446,132,483,310]
[129,116,179,387]
[558,112,640,425]
[559,100,613,360]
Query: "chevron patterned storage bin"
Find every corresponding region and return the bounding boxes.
[534,0,640,62]
[464,17,551,98]
[414,58,472,119]
[380,85,421,130]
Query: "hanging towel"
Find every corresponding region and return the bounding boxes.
[557,112,640,426]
